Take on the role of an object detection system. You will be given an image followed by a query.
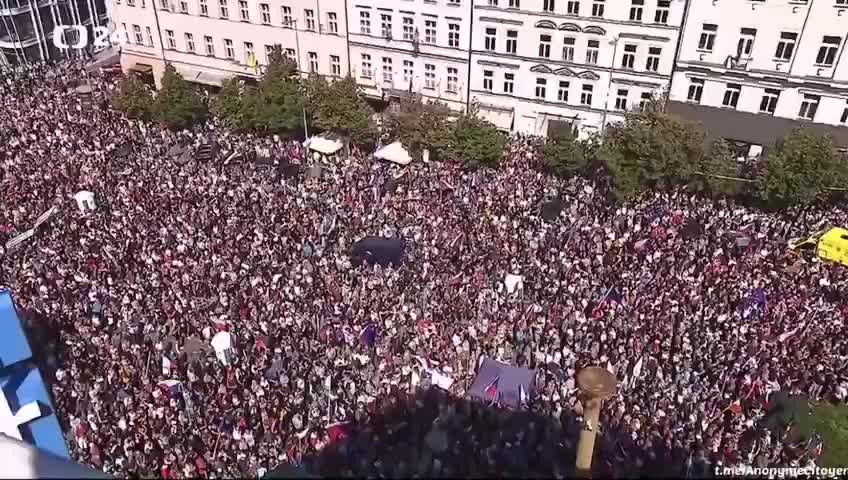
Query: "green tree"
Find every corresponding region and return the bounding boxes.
[692,139,750,197]
[599,110,704,200]
[304,75,377,145]
[758,129,847,208]
[212,78,251,131]
[383,95,452,158]
[803,403,848,468]
[250,46,304,134]
[112,74,153,121]
[542,127,587,177]
[449,109,505,169]
[153,64,208,130]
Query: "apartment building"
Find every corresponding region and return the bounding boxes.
[114,0,350,88]
[0,0,108,66]
[667,0,848,155]
[346,0,473,111]
[468,0,685,137]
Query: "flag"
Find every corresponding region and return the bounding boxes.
[608,287,623,305]
[162,356,173,376]
[158,379,182,398]
[727,400,743,416]
[519,384,528,406]
[484,376,500,403]
[247,53,259,75]
[326,421,354,444]
[360,324,378,348]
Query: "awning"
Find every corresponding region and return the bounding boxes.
[374,141,412,165]
[129,63,153,74]
[479,105,514,131]
[305,135,344,155]
[172,65,229,87]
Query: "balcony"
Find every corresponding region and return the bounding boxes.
[725,55,750,71]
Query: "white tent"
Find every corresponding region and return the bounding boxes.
[504,274,524,294]
[211,331,234,366]
[305,135,343,155]
[73,191,96,213]
[374,142,412,166]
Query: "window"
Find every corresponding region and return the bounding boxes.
[328,12,338,33]
[488,0,497,5]
[592,0,604,17]
[622,44,636,69]
[165,29,176,49]
[403,17,414,40]
[566,0,579,14]
[361,54,372,78]
[798,95,819,120]
[774,32,797,61]
[382,57,393,83]
[655,0,669,24]
[285,48,295,62]
[557,80,569,101]
[179,0,188,13]
[503,73,515,93]
[160,0,168,10]
[586,40,599,64]
[308,51,318,72]
[483,70,493,91]
[447,67,458,92]
[506,30,517,54]
[580,84,593,105]
[425,20,436,44]
[449,0,461,4]
[722,83,741,108]
[424,64,436,89]
[646,47,661,72]
[403,60,414,85]
[360,11,371,35]
[146,27,154,46]
[485,28,496,51]
[305,9,315,30]
[562,37,575,61]
[381,14,392,38]
[840,102,848,124]
[630,0,643,21]
[237,0,248,20]
[265,44,274,61]
[331,55,341,75]
[244,42,254,64]
[199,0,208,15]
[260,3,270,24]
[816,36,841,67]
[205,35,214,55]
[282,6,292,26]
[539,34,551,58]
[639,92,651,110]
[219,0,228,18]
[224,38,234,59]
[698,24,717,52]
[543,0,554,12]
[185,33,195,53]
[509,0,520,6]
[615,89,628,110]
[535,78,547,99]
[687,78,703,102]
[132,24,143,44]
[449,23,460,48]
[737,28,756,58]
[759,89,780,114]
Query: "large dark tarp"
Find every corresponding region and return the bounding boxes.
[468,358,536,409]
[350,237,405,267]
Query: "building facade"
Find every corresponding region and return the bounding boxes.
[0,0,108,66]
[345,0,473,111]
[667,0,848,153]
[468,0,685,137]
[114,0,350,88]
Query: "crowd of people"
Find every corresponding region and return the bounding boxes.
[1,59,846,478]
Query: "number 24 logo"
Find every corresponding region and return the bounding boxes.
[52,26,127,50]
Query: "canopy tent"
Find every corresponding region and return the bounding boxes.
[374,141,412,166]
[540,198,563,222]
[305,134,344,155]
[468,358,535,409]
[350,237,405,267]
[210,331,234,366]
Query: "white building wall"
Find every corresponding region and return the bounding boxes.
[345,0,473,111]
[114,0,350,88]
[469,0,685,137]
[669,0,848,129]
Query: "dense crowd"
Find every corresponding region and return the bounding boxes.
[1,59,847,478]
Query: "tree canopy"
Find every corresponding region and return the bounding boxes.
[542,127,588,177]
[248,46,305,134]
[153,64,208,130]
[758,128,847,208]
[448,109,505,170]
[691,139,751,198]
[304,75,377,145]
[212,78,251,131]
[382,95,452,158]
[112,74,153,121]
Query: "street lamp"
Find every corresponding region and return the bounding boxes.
[575,366,618,478]
[600,37,620,134]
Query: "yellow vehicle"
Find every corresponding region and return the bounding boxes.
[788,227,848,267]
